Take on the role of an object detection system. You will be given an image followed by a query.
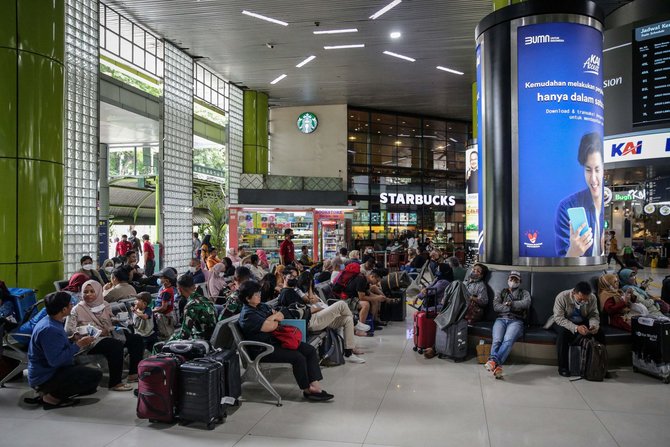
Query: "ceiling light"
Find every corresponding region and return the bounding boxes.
[296,55,316,68]
[390,31,402,39]
[449,137,458,143]
[370,0,402,20]
[437,65,464,75]
[324,44,365,49]
[270,74,287,84]
[313,28,358,35]
[242,10,288,26]
[383,50,415,62]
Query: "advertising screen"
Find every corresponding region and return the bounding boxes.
[517,23,604,258]
[475,44,484,250]
[465,145,479,241]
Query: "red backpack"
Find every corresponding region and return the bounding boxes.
[332,263,361,298]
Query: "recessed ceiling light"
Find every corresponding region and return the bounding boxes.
[270,74,287,84]
[383,50,415,62]
[390,31,402,39]
[370,0,402,20]
[242,10,288,26]
[436,65,464,75]
[313,28,358,35]
[296,55,316,68]
[324,44,365,49]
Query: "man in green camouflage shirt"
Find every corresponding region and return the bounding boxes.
[170,274,217,341]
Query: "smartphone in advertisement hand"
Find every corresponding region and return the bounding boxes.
[567,207,589,236]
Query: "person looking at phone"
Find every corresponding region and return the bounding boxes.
[547,281,605,377]
[554,132,604,257]
[28,292,102,410]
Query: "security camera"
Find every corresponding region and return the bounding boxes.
[266,43,274,49]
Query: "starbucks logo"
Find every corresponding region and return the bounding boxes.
[297,112,318,134]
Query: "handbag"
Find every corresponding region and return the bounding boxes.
[280,303,312,322]
[272,325,302,350]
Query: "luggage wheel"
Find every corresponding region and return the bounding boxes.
[418,348,424,354]
[276,403,283,407]
[437,354,445,359]
[412,346,418,352]
[207,422,216,430]
[664,377,670,384]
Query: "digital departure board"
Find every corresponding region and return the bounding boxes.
[633,19,670,126]
[647,177,670,203]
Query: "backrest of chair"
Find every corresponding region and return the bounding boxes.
[54,280,69,292]
[197,282,210,298]
[315,281,332,303]
[210,318,235,350]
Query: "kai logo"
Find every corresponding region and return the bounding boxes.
[527,231,538,244]
[611,141,642,157]
[583,54,600,75]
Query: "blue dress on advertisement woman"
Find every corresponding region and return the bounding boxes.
[554,188,603,257]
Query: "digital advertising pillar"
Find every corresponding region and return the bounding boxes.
[476,0,606,267]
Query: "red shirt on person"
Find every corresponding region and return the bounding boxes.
[116,240,132,256]
[279,238,295,265]
[143,241,155,260]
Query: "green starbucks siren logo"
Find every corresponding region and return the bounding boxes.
[297,112,318,134]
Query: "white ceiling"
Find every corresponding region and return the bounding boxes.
[104,0,631,121]
[100,102,160,145]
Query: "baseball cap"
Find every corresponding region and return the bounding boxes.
[509,271,521,280]
[157,267,177,282]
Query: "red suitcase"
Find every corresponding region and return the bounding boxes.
[136,353,185,423]
[413,311,437,354]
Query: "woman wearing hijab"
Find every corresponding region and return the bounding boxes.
[63,273,90,301]
[65,280,144,391]
[618,269,668,316]
[207,262,230,299]
[98,259,115,284]
[256,250,270,269]
[598,274,639,332]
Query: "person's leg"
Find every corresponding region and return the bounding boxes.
[88,337,125,388]
[308,302,341,332]
[489,319,506,364]
[145,259,155,277]
[607,253,613,266]
[262,347,310,390]
[39,365,103,401]
[358,300,370,324]
[297,342,323,384]
[495,320,524,365]
[124,333,145,377]
[552,323,575,373]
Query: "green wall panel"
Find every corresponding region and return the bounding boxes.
[18,0,65,63]
[0,49,17,158]
[18,260,62,299]
[0,265,17,287]
[0,159,17,264]
[243,145,257,174]
[243,91,258,145]
[0,0,16,49]
[18,160,63,263]
[18,53,64,163]
[256,93,269,144]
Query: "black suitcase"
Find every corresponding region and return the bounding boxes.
[632,316,670,383]
[380,289,406,322]
[435,319,468,360]
[207,349,242,406]
[178,358,225,429]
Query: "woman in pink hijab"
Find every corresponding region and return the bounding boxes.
[208,262,230,300]
[256,250,269,269]
[65,280,144,391]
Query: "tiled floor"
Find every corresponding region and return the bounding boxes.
[2,268,670,447]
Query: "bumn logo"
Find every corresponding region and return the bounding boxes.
[611,141,642,157]
[524,34,565,45]
[583,54,601,75]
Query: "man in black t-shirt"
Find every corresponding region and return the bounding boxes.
[346,271,397,328]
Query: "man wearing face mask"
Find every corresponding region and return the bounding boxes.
[485,272,531,379]
[279,228,295,266]
[188,257,206,284]
[547,281,605,377]
[77,255,104,284]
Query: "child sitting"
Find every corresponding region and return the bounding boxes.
[132,292,157,350]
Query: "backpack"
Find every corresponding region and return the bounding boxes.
[661,275,670,305]
[380,271,411,295]
[319,328,345,366]
[332,263,361,297]
[577,337,608,382]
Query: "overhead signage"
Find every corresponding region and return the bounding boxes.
[612,189,645,202]
[379,192,456,206]
[297,112,318,134]
[646,177,670,203]
[633,20,670,126]
[604,131,670,164]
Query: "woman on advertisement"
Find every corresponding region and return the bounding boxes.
[554,132,604,257]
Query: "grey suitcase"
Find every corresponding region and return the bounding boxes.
[435,319,468,360]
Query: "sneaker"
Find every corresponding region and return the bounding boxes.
[355,321,371,332]
[493,366,504,379]
[484,360,497,372]
[346,353,366,364]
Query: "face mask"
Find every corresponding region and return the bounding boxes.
[157,278,162,286]
[189,267,197,273]
[105,266,113,273]
[219,272,225,278]
[508,280,520,289]
[82,264,94,271]
[90,303,106,313]
[287,278,298,288]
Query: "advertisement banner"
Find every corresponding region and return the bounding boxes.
[604,131,670,164]
[517,23,604,258]
[466,145,479,241]
[475,44,484,251]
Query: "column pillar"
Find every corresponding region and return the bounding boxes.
[0,0,65,292]
[243,90,269,174]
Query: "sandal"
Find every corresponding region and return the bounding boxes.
[126,374,138,383]
[111,383,133,392]
[43,398,80,410]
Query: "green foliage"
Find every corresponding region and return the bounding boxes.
[193,148,226,173]
[194,185,227,249]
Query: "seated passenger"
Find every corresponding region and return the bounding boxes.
[315,260,333,284]
[462,263,489,324]
[217,266,253,320]
[485,271,531,379]
[153,268,177,339]
[598,274,645,332]
[227,248,242,266]
[208,262,231,300]
[275,264,286,289]
[102,265,137,303]
[410,247,429,270]
[206,247,222,271]
[131,292,157,350]
[169,274,217,341]
[248,254,267,281]
[77,255,104,284]
[256,249,270,270]
[618,268,669,315]
[346,271,397,328]
[124,250,144,283]
[260,273,279,302]
[222,257,236,277]
[28,292,102,409]
[547,281,606,377]
[299,246,313,267]
[346,250,361,265]
[446,256,468,282]
[359,257,377,276]
[63,272,90,300]
[330,257,343,283]
[188,257,206,284]
[99,259,115,284]
[414,263,454,308]
[237,281,334,401]
[65,280,144,390]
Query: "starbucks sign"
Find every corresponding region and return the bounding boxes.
[297,112,318,134]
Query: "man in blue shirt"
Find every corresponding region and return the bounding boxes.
[28,292,102,409]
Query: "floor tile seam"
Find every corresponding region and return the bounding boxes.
[569,379,622,447]
[100,425,137,447]
[477,370,493,447]
[361,334,412,445]
[229,401,282,444]
[231,432,364,446]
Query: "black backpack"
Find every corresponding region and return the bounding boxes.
[577,337,608,381]
[319,328,345,367]
[662,276,670,305]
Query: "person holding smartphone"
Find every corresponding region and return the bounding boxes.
[554,132,604,257]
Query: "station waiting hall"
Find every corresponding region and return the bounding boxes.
[2,0,670,446]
